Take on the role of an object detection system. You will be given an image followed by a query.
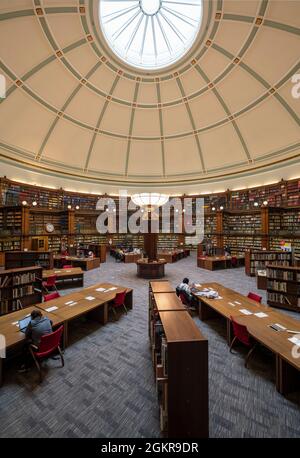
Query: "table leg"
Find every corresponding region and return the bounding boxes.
[276,355,300,395]
[87,304,108,325]
[0,358,3,387]
[199,300,215,321]
[226,318,234,345]
[63,321,68,349]
[125,290,133,310]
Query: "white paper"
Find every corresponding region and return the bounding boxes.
[234,301,241,305]
[215,296,223,300]
[45,306,58,312]
[288,336,300,346]
[254,312,268,318]
[66,270,72,273]
[65,301,74,305]
[96,288,106,292]
[108,287,117,291]
[275,323,286,331]
[85,296,95,301]
[239,309,252,315]
[68,302,77,307]
[228,302,236,307]
[12,321,18,325]
[194,283,201,287]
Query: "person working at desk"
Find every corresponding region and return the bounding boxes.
[176,278,197,309]
[18,309,53,373]
[224,244,231,256]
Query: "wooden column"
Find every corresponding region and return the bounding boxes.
[216,210,223,250]
[67,209,75,248]
[21,206,30,250]
[261,207,269,249]
[143,233,158,261]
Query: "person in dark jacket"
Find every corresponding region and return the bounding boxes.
[25,309,53,346]
[18,310,53,372]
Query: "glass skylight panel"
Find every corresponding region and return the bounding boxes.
[99,0,203,70]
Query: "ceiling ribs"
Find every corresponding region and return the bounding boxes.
[84,74,121,172]
[195,65,251,161]
[125,81,140,176]
[156,82,166,177]
[175,77,206,172]
[35,61,102,161]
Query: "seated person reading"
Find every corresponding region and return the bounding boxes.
[19,310,53,372]
[176,278,197,308]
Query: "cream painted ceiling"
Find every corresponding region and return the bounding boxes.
[0,0,299,188]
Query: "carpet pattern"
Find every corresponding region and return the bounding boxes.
[1,252,300,438]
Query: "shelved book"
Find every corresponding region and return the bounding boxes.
[245,250,292,276]
[0,266,43,315]
[266,264,300,312]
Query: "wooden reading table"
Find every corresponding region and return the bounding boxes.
[197,255,245,270]
[0,306,62,385]
[193,282,300,395]
[43,267,84,289]
[54,255,100,271]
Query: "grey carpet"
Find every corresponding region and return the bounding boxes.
[1,252,300,438]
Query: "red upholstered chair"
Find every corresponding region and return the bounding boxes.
[231,256,238,267]
[63,265,73,269]
[247,292,262,303]
[230,316,257,368]
[179,292,189,306]
[29,325,64,382]
[44,291,60,302]
[110,291,128,319]
[42,275,58,293]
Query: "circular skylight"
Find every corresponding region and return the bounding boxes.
[99,0,203,70]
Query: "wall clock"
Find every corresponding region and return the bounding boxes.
[45,223,54,233]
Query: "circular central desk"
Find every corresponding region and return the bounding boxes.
[136,259,167,279]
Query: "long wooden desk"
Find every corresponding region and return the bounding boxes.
[43,268,84,289]
[0,283,133,385]
[197,255,245,270]
[192,282,300,395]
[37,283,132,348]
[54,255,100,271]
[0,306,63,385]
[124,253,142,263]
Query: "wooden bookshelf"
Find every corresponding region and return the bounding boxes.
[266,264,300,312]
[245,249,292,277]
[149,286,208,438]
[5,251,54,270]
[0,266,43,315]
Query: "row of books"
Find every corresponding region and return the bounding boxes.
[267,292,300,308]
[0,298,22,315]
[12,272,37,286]
[267,268,294,281]
[12,285,35,299]
[250,253,291,261]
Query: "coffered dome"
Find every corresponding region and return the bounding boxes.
[0,0,299,190]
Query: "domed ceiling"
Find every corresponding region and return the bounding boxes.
[0,0,299,189]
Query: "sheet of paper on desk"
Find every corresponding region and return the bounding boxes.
[45,306,58,312]
[96,288,106,292]
[194,284,201,287]
[12,321,18,325]
[234,301,241,305]
[288,336,300,346]
[85,296,95,301]
[108,287,117,291]
[65,301,74,305]
[215,296,223,300]
[228,302,236,306]
[68,301,77,307]
[255,312,268,318]
[239,309,252,315]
